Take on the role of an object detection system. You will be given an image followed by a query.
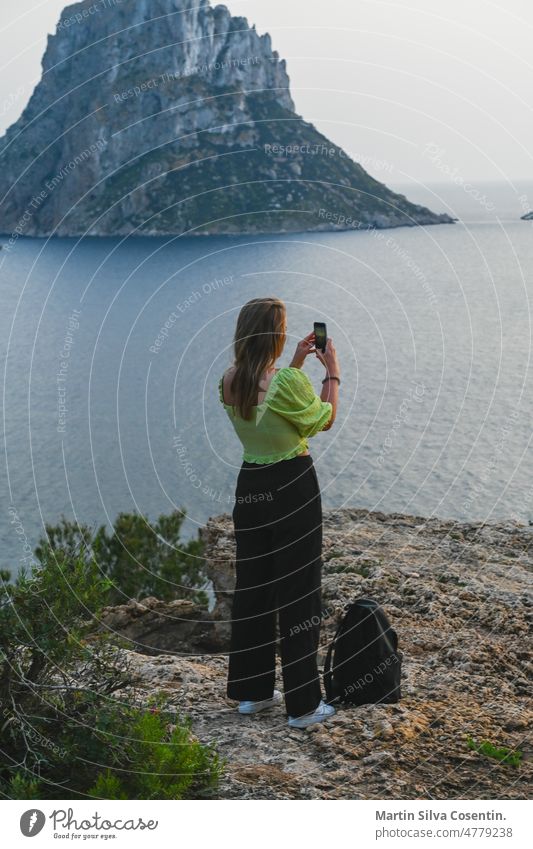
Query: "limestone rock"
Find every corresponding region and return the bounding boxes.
[0,0,454,239]
[100,595,223,654]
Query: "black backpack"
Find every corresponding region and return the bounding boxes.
[323,597,402,705]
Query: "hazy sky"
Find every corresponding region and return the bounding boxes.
[1,0,531,185]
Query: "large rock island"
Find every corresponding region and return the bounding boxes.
[0,0,454,238]
[103,507,532,799]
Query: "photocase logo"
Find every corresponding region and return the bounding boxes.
[20,809,46,837]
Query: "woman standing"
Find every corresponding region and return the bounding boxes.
[218,297,340,729]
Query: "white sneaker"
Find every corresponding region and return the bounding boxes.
[238,689,283,714]
[288,700,336,729]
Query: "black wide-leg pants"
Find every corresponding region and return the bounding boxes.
[227,454,323,718]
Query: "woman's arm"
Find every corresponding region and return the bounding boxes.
[289,331,340,431]
[320,377,339,430]
[317,337,340,430]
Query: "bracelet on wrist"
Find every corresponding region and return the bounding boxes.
[322,376,341,385]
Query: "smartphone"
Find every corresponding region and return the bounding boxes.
[314,321,327,353]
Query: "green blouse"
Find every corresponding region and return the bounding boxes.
[219,366,333,464]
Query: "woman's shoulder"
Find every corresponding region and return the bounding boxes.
[219,367,236,404]
[221,366,237,385]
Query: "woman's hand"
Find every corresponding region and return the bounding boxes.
[289,331,316,369]
[315,337,340,378]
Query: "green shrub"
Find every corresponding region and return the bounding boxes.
[0,547,221,799]
[88,708,221,800]
[3,697,222,800]
[466,736,523,767]
[36,509,207,605]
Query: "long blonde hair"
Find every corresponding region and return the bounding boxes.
[231,297,286,420]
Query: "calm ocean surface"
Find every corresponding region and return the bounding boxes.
[2,180,533,572]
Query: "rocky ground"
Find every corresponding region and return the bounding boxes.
[107,508,532,799]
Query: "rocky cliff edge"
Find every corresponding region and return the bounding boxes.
[101,508,532,799]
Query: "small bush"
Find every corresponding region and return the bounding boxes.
[466,736,523,767]
[88,708,222,800]
[36,509,207,605]
[0,546,221,799]
[4,697,222,800]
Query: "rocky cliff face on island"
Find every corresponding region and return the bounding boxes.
[0,0,454,238]
[100,508,532,800]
